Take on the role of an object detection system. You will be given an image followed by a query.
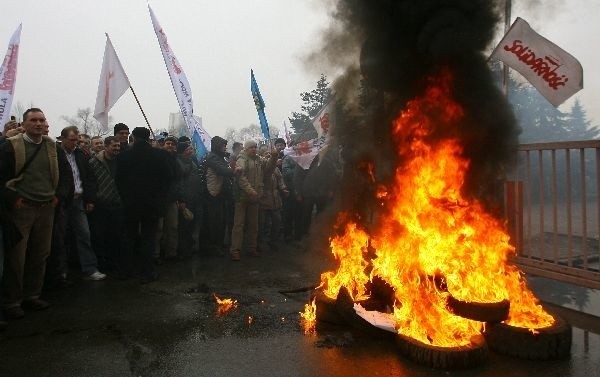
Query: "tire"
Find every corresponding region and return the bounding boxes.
[446,295,510,323]
[395,332,489,369]
[484,315,572,360]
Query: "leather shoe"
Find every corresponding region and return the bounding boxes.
[22,299,50,311]
[4,306,25,319]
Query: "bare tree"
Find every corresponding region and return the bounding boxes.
[61,107,111,136]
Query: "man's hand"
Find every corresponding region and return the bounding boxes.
[248,190,258,201]
[5,126,24,138]
[14,197,24,209]
[178,201,187,211]
[51,196,59,208]
[85,203,95,213]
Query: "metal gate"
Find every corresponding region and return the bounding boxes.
[505,140,600,289]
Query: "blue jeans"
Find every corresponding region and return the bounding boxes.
[65,198,99,275]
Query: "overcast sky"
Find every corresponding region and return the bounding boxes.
[2,0,598,139]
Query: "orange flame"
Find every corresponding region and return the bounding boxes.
[318,71,553,347]
[214,293,238,315]
[300,298,317,334]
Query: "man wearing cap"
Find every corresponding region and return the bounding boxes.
[230,140,278,260]
[116,127,176,283]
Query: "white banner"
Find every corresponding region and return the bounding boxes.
[283,135,328,170]
[490,17,583,107]
[93,34,131,131]
[312,101,333,139]
[0,24,22,125]
[148,4,205,138]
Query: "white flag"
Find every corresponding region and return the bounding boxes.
[490,17,583,107]
[283,136,328,170]
[278,120,291,145]
[93,34,131,131]
[0,24,22,125]
[148,4,207,138]
[312,101,333,139]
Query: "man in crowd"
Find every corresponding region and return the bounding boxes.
[230,140,277,260]
[205,136,236,255]
[116,127,176,283]
[157,136,180,261]
[60,126,106,281]
[114,123,130,151]
[0,108,66,319]
[78,134,92,158]
[90,136,104,155]
[88,136,123,274]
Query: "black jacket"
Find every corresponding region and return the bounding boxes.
[115,141,177,217]
[61,147,97,205]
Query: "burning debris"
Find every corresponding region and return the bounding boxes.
[300,298,317,334]
[302,0,572,369]
[213,294,238,315]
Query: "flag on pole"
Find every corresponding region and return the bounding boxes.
[93,34,131,131]
[148,4,210,157]
[490,17,583,107]
[250,69,270,140]
[278,120,291,146]
[283,136,328,170]
[191,115,210,160]
[311,100,334,139]
[0,24,22,125]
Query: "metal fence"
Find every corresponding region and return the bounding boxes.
[505,140,600,289]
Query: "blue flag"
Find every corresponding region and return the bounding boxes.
[191,126,209,160]
[250,69,270,140]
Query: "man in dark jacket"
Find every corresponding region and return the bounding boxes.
[88,136,123,273]
[116,127,176,283]
[205,136,236,255]
[60,126,106,281]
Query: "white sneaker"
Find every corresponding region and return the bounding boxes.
[85,271,107,281]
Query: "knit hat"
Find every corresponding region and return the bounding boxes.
[178,136,191,143]
[274,138,286,146]
[113,123,129,135]
[164,136,178,144]
[243,140,257,149]
[211,136,227,151]
[177,142,190,154]
[131,127,150,140]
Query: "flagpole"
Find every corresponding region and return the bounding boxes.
[502,0,512,98]
[129,85,155,138]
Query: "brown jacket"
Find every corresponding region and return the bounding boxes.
[234,150,277,202]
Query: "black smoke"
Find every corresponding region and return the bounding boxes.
[313,0,521,220]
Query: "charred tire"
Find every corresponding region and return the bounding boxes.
[334,286,396,338]
[484,316,572,360]
[395,333,489,370]
[447,295,510,323]
[315,291,346,326]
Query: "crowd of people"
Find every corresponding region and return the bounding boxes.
[0,108,341,330]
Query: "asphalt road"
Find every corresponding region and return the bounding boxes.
[1,238,598,377]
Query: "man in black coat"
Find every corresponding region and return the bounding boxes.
[115,127,176,283]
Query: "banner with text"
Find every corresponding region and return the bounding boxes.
[490,17,583,107]
[149,4,209,146]
[0,24,22,125]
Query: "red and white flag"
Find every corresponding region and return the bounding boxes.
[283,136,328,170]
[93,34,131,131]
[148,4,208,140]
[490,17,583,107]
[0,24,22,125]
[312,101,333,139]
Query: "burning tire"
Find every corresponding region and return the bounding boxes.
[446,295,510,323]
[395,332,489,370]
[484,316,572,360]
[315,291,346,326]
[335,286,396,338]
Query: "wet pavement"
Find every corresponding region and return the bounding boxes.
[1,240,599,377]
